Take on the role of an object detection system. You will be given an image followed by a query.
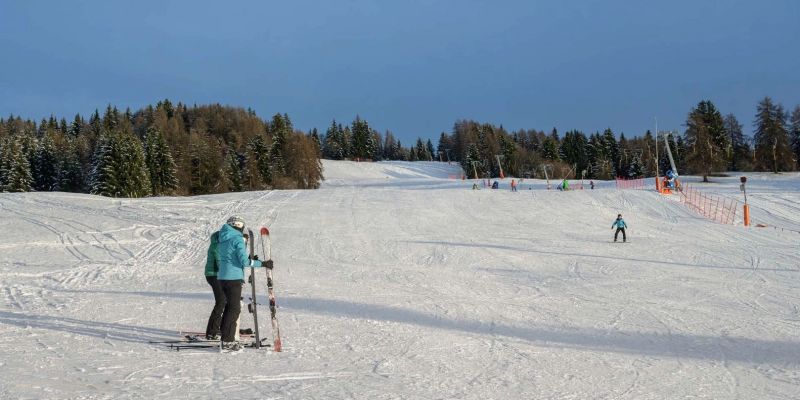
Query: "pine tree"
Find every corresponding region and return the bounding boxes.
[463,144,482,178]
[89,110,102,136]
[33,133,60,191]
[90,131,150,197]
[248,134,271,185]
[350,116,374,161]
[415,138,429,161]
[309,128,322,157]
[119,132,151,197]
[684,100,728,181]
[341,125,352,159]
[560,130,589,176]
[789,105,800,169]
[437,132,452,161]
[724,113,751,171]
[188,133,221,194]
[0,137,10,189]
[225,147,244,192]
[68,114,83,137]
[144,126,178,195]
[58,139,86,192]
[426,139,435,161]
[4,138,33,192]
[628,152,644,178]
[268,113,290,177]
[322,120,343,160]
[601,128,620,176]
[753,97,793,173]
[90,132,122,196]
[59,118,68,135]
[370,130,382,161]
[499,134,517,176]
[542,138,558,160]
[102,105,119,132]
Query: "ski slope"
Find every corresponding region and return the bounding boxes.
[1,161,799,399]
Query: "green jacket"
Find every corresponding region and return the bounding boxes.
[204,231,220,277]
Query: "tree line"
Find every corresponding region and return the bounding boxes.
[2,96,798,196]
[427,97,799,182]
[0,100,323,195]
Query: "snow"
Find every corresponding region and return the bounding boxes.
[1,160,799,399]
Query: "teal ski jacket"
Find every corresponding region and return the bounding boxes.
[204,231,220,277]
[213,223,264,281]
[612,218,627,229]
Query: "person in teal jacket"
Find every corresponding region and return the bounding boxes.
[211,216,272,349]
[203,230,224,340]
[611,213,627,242]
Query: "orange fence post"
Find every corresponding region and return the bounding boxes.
[743,204,750,227]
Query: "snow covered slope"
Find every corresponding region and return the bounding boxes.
[0,161,798,399]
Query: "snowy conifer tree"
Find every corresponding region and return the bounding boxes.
[790,106,800,170]
[58,139,86,193]
[33,133,60,191]
[226,147,244,192]
[628,153,644,178]
[269,114,289,176]
[90,133,123,196]
[753,97,793,173]
[120,133,151,197]
[144,126,178,196]
[4,138,33,192]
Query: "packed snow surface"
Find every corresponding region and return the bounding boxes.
[1,160,799,399]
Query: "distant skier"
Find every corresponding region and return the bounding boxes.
[590,180,595,190]
[611,213,627,242]
[492,181,499,189]
[212,216,271,351]
[510,179,517,192]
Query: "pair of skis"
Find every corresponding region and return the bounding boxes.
[246,226,283,352]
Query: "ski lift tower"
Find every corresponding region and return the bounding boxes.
[656,129,680,194]
[495,154,505,179]
[542,164,554,190]
[470,161,482,180]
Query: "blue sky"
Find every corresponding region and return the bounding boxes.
[1,0,798,143]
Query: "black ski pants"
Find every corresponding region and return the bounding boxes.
[219,279,244,342]
[205,276,226,338]
[614,228,626,241]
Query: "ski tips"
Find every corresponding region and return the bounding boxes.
[260,227,269,235]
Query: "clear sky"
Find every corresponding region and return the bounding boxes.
[1,0,798,143]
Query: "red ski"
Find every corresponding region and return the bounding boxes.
[260,226,283,352]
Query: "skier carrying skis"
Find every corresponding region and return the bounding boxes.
[213,216,272,351]
[611,213,627,242]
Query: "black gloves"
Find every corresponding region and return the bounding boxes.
[264,260,274,270]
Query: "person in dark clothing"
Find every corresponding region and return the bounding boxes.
[611,213,628,242]
[203,230,224,340]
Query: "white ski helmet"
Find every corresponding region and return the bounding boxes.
[226,215,245,230]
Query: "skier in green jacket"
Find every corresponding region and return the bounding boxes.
[204,230,224,340]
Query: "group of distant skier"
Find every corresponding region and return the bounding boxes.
[474,179,596,191]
